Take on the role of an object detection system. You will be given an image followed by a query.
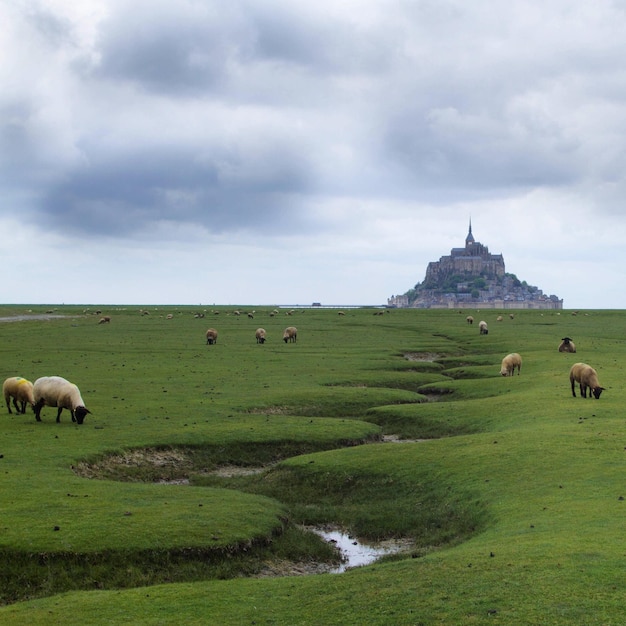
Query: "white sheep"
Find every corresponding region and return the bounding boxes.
[500,353,522,377]
[558,337,576,353]
[283,326,297,343]
[479,320,488,335]
[466,315,474,324]
[255,328,267,344]
[206,328,218,345]
[33,376,91,424]
[569,362,605,399]
[3,377,35,414]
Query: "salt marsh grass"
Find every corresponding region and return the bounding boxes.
[0,305,625,624]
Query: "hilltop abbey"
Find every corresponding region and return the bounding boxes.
[388,222,563,309]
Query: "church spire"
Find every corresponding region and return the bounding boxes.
[465,218,475,246]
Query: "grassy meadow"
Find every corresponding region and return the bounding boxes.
[0,304,625,624]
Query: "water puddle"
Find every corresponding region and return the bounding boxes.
[311,527,410,573]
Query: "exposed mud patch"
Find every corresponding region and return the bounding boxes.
[74,448,193,481]
[404,352,442,362]
[74,447,277,483]
[382,434,427,444]
[0,314,70,323]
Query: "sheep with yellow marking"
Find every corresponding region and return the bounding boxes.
[3,377,35,414]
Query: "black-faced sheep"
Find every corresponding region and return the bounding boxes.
[3,377,35,414]
[559,337,576,353]
[206,328,218,345]
[33,376,91,424]
[479,320,488,335]
[500,353,522,376]
[255,328,267,344]
[283,326,297,343]
[466,316,474,324]
[569,362,605,399]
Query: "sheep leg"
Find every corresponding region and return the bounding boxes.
[33,400,44,421]
[570,379,577,397]
[56,407,63,423]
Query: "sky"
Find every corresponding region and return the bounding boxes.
[2,1,626,308]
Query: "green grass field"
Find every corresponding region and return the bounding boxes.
[0,304,624,624]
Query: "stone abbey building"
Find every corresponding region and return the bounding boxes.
[388,222,563,309]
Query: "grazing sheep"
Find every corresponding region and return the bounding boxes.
[569,362,605,399]
[98,316,111,324]
[33,376,91,424]
[559,337,576,353]
[479,320,488,335]
[283,326,297,343]
[466,316,474,324]
[3,377,35,414]
[496,315,503,322]
[500,353,522,377]
[509,314,515,320]
[206,328,218,345]
[255,328,267,344]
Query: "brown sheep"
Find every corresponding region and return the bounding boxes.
[569,362,604,399]
[3,377,35,414]
[500,353,522,376]
[283,326,297,343]
[206,328,218,345]
[98,316,111,324]
[559,337,576,353]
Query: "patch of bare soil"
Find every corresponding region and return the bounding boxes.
[404,352,442,362]
[0,314,70,323]
[382,434,427,444]
[255,559,339,577]
[210,464,272,477]
[74,448,193,479]
[74,448,273,482]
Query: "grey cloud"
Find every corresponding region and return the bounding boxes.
[90,1,390,97]
[92,4,245,95]
[39,143,314,237]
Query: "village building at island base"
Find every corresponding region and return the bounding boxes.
[388,222,563,310]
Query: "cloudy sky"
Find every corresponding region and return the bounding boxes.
[2,1,626,308]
